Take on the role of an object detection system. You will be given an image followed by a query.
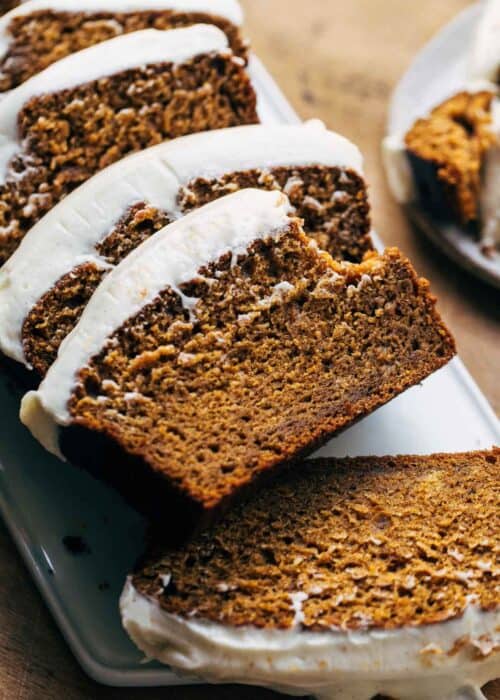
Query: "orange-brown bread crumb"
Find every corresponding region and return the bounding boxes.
[179,165,372,261]
[0,54,258,264]
[58,220,455,528]
[405,91,496,225]
[0,8,247,91]
[134,449,499,631]
[22,203,172,377]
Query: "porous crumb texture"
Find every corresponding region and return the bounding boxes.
[0,53,258,264]
[20,166,371,378]
[0,9,247,91]
[22,203,171,376]
[134,449,499,631]
[179,165,372,261]
[95,201,172,264]
[60,226,455,521]
[405,91,496,225]
[23,263,105,377]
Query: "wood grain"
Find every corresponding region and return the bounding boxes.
[0,1,498,698]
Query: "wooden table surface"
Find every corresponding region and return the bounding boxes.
[0,1,498,698]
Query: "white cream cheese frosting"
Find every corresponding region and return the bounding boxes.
[120,578,500,700]
[381,133,416,205]
[0,24,229,182]
[0,121,363,366]
[0,0,243,59]
[479,98,500,248]
[20,189,293,455]
[468,0,500,85]
[165,118,363,183]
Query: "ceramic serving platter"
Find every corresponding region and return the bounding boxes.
[387,2,500,289]
[0,55,498,688]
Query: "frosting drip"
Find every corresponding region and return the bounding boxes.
[120,578,499,700]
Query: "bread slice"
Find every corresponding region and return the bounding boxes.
[0,0,247,91]
[21,189,455,527]
[383,90,500,252]
[122,449,500,700]
[0,24,257,264]
[405,91,496,225]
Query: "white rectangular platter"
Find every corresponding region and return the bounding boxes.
[0,55,498,687]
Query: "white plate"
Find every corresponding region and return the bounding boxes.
[387,2,500,289]
[0,55,499,688]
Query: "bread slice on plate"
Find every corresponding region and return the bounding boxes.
[21,189,455,529]
[122,448,500,700]
[383,89,500,255]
